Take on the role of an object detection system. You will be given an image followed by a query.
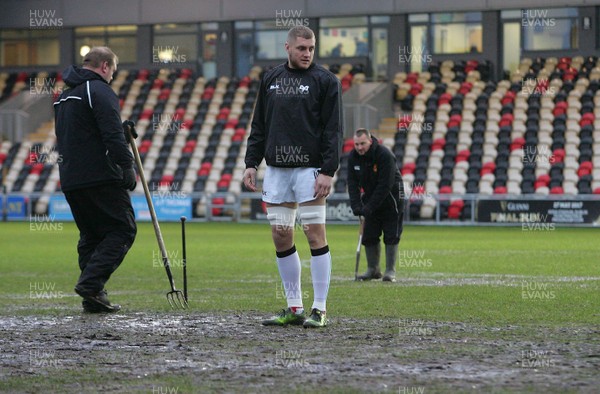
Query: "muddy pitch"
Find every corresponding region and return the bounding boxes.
[1,312,599,393]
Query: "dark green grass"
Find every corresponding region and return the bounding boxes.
[0,221,598,326]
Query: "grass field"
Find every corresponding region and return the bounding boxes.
[1,221,599,393]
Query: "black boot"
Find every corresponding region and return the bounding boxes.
[357,244,382,280]
[76,287,121,313]
[382,244,397,282]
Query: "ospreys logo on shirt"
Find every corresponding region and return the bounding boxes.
[271,77,310,96]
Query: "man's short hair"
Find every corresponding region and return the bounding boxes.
[287,26,315,43]
[354,128,371,138]
[83,46,118,69]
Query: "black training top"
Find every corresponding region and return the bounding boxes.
[54,66,133,191]
[347,136,404,216]
[245,62,343,177]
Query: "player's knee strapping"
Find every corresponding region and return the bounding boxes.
[266,206,297,227]
[298,204,326,225]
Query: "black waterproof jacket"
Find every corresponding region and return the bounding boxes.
[347,137,404,215]
[54,66,133,191]
[245,63,343,177]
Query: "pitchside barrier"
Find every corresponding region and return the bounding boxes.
[2,192,600,227]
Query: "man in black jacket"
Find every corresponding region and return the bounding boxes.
[347,129,404,282]
[243,26,343,328]
[54,46,137,312]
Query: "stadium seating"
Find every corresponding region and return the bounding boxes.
[3,56,598,222]
[388,56,600,220]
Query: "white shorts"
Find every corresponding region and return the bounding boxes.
[262,166,320,204]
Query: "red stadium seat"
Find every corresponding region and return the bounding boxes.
[578,161,593,177]
[438,92,452,105]
[212,197,225,216]
[398,115,411,130]
[494,186,507,194]
[411,184,425,198]
[456,149,470,162]
[510,137,525,151]
[30,163,45,175]
[432,138,445,150]
[536,174,550,187]
[552,149,565,163]
[447,114,462,128]
[480,162,496,176]
[137,69,149,81]
[401,162,416,175]
[501,90,515,105]
[152,79,164,89]
[160,175,174,187]
[447,205,461,219]
[140,109,154,120]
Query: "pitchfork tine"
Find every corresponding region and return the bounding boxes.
[167,289,188,309]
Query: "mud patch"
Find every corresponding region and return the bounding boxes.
[1,313,599,392]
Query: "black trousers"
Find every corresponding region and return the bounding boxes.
[64,183,136,294]
[362,197,404,246]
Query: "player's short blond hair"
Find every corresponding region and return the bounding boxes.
[287,26,314,43]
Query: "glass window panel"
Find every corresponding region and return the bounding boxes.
[409,25,430,72]
[409,14,429,23]
[255,30,287,59]
[522,7,577,19]
[432,12,481,23]
[30,30,59,39]
[75,37,107,61]
[152,34,197,65]
[256,20,280,30]
[201,22,219,31]
[372,27,388,80]
[106,25,137,34]
[523,18,577,50]
[154,23,197,33]
[319,27,368,57]
[433,23,482,54]
[203,32,217,61]
[1,30,29,39]
[202,32,217,79]
[107,36,137,63]
[32,39,59,65]
[235,32,253,78]
[75,26,105,35]
[503,22,520,73]
[1,40,29,66]
[234,21,253,29]
[370,16,390,24]
[501,10,522,19]
[320,17,368,28]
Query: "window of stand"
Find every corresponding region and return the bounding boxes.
[152,24,198,66]
[254,20,289,60]
[319,17,368,58]
[431,12,483,54]
[520,8,578,50]
[0,29,60,66]
[75,25,137,64]
[408,12,482,71]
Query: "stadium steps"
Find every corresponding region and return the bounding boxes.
[27,120,55,143]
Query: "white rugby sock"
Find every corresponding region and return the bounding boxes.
[310,245,331,311]
[276,245,303,309]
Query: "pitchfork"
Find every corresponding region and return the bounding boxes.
[125,121,187,309]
